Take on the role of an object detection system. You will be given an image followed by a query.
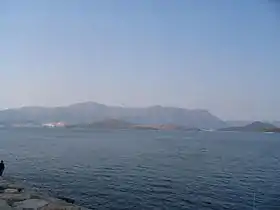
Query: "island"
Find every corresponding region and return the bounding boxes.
[219,121,279,132]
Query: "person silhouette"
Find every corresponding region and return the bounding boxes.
[0,160,5,176]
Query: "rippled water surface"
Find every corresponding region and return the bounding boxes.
[1,128,280,209]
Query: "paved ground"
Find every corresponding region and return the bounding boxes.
[0,177,90,210]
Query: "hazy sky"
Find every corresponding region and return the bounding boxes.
[1,0,280,120]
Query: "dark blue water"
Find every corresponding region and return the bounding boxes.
[0,128,280,209]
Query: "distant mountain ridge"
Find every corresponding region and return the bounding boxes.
[219,121,277,132]
[226,120,280,127]
[0,102,226,129]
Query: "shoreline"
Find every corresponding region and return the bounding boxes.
[0,177,90,210]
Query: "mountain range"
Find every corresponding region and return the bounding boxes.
[0,102,226,129]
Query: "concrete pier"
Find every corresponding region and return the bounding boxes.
[0,177,90,210]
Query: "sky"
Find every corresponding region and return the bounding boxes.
[0,0,280,121]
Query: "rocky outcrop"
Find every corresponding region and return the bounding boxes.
[0,177,90,210]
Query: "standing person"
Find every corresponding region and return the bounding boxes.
[0,160,5,176]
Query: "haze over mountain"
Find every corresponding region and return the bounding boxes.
[0,102,226,129]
